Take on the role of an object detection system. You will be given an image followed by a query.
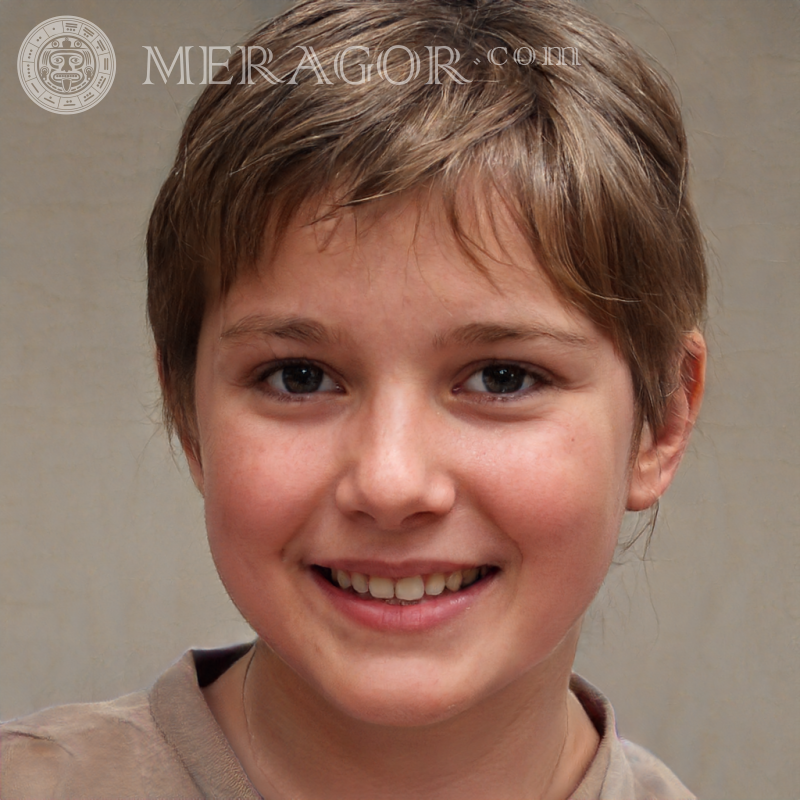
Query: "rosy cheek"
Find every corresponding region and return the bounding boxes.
[469,427,622,552]
[203,419,329,548]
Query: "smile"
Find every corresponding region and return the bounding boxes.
[318,566,493,604]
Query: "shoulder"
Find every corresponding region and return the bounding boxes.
[0,645,257,800]
[615,738,697,800]
[0,651,224,800]
[569,674,695,800]
[0,689,198,799]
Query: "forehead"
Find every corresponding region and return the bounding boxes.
[244,194,562,307]
[209,195,604,357]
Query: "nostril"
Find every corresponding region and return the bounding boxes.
[334,467,457,531]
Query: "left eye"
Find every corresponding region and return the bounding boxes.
[263,363,338,395]
[462,364,541,395]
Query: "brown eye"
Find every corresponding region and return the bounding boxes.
[265,363,337,394]
[463,364,540,395]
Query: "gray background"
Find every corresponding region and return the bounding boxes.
[1,1,797,798]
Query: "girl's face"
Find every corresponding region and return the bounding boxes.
[189,198,642,725]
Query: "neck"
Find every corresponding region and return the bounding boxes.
[204,637,598,800]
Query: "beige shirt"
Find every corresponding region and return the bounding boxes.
[1,644,695,799]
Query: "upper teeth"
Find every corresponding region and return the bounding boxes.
[331,567,486,601]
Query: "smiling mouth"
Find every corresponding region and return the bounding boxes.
[316,566,496,605]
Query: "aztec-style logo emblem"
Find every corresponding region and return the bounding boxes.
[18,17,115,114]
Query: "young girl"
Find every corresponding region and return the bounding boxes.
[1,1,706,797]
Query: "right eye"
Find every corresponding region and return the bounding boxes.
[260,362,339,396]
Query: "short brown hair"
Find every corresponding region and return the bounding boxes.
[147,0,707,454]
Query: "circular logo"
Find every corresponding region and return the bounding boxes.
[18,16,115,114]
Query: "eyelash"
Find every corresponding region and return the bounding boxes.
[457,361,552,401]
[253,359,552,401]
[254,359,342,401]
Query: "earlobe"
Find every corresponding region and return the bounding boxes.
[627,332,706,511]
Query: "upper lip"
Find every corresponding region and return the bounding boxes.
[313,560,492,578]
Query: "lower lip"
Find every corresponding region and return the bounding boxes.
[311,569,497,632]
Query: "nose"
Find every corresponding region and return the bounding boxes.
[334,388,456,530]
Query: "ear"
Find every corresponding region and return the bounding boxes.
[627,331,706,511]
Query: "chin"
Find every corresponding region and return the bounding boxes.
[310,656,507,729]
[331,684,470,728]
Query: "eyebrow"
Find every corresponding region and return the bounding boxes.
[220,315,336,345]
[219,315,592,349]
[434,322,593,349]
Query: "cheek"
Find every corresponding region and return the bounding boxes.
[198,418,342,642]
[469,421,627,579]
[444,419,631,682]
[201,416,335,565]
